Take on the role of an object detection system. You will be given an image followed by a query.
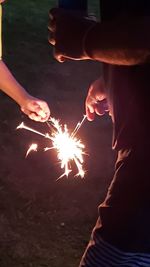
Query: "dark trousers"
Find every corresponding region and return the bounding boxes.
[79,147,150,266]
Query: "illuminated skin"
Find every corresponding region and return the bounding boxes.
[0,0,50,122]
[49,9,150,65]
[85,77,109,121]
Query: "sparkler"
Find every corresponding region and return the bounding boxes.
[17,116,87,179]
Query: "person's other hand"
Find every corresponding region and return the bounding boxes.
[21,96,50,122]
[48,8,96,62]
[85,77,109,121]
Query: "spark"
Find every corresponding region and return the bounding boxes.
[71,114,87,137]
[48,117,86,179]
[17,116,87,179]
[17,122,51,139]
[26,143,38,157]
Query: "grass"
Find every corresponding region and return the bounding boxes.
[2,0,99,51]
[3,0,56,62]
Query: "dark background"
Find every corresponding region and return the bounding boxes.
[0,1,115,266]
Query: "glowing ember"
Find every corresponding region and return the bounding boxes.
[17,116,87,179]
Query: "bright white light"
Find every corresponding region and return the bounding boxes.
[17,116,86,179]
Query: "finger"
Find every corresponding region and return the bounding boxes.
[37,110,47,118]
[42,110,50,120]
[86,108,95,121]
[38,110,50,121]
[48,18,56,33]
[56,54,66,63]
[55,49,66,62]
[21,104,46,122]
[21,107,38,120]
[49,10,54,20]
[40,116,49,122]
[86,96,95,113]
[48,33,56,46]
[95,105,105,116]
[35,101,51,119]
[28,113,41,122]
[29,112,49,122]
[101,99,109,111]
[30,103,42,113]
[46,111,51,120]
[95,100,109,116]
[86,104,95,121]
[28,101,45,113]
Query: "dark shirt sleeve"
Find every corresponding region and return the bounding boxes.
[84,17,150,65]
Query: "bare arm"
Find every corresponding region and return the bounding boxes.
[49,9,150,65]
[84,17,150,65]
[0,60,50,121]
[0,60,31,105]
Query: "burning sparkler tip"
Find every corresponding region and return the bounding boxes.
[17,115,87,179]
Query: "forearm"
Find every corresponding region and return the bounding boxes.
[0,60,30,106]
[84,17,150,65]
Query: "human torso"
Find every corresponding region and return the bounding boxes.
[100,0,150,150]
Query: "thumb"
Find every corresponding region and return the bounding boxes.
[55,48,66,62]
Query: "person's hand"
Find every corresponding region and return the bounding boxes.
[20,95,50,122]
[48,8,96,62]
[85,77,109,121]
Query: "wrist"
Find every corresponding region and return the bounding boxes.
[15,88,31,107]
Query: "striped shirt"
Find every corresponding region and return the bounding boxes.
[80,237,150,267]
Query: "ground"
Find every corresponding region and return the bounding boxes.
[0,1,115,266]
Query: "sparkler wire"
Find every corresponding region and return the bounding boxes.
[17,122,51,139]
[71,114,87,137]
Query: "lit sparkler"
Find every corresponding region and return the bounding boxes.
[17,116,87,179]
